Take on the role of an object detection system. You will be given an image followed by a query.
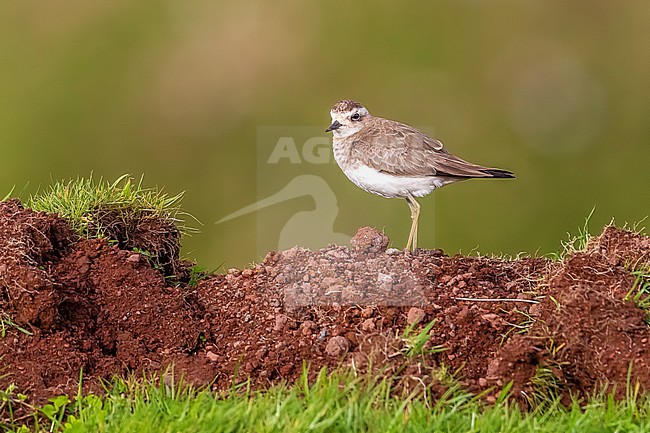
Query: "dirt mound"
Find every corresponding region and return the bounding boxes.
[0,198,648,410]
[0,200,212,402]
[490,227,650,402]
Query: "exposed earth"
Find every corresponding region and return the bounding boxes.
[0,198,649,413]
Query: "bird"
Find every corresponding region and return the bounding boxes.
[325,99,514,251]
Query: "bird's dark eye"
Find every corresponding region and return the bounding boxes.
[351,113,361,121]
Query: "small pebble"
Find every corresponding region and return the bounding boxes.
[361,318,376,332]
[126,254,140,263]
[407,307,426,325]
[350,227,389,253]
[274,314,290,331]
[325,336,350,357]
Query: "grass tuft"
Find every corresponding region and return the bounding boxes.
[549,207,595,261]
[522,365,565,410]
[400,320,446,358]
[25,174,197,275]
[26,174,192,239]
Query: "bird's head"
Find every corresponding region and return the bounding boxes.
[325,100,371,138]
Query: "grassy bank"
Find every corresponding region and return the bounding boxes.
[2,370,649,433]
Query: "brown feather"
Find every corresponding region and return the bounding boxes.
[349,117,512,178]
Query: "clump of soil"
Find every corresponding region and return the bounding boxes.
[86,206,183,276]
[0,199,77,329]
[490,227,650,402]
[0,198,648,411]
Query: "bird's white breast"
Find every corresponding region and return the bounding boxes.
[341,164,449,199]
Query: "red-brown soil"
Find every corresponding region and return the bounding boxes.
[0,199,648,410]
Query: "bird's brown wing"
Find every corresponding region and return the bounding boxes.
[351,117,507,178]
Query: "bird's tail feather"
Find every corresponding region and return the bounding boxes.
[480,169,515,178]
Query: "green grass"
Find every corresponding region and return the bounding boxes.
[2,186,16,202]
[400,319,446,358]
[548,207,596,261]
[625,265,650,324]
[187,265,212,288]
[2,369,650,433]
[25,174,191,239]
[0,314,32,338]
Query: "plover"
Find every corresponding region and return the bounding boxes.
[325,99,514,251]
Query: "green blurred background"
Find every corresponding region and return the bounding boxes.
[1,1,648,269]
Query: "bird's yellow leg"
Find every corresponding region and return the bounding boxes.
[405,194,421,251]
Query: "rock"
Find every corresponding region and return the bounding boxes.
[481,313,500,327]
[377,273,393,284]
[282,246,310,260]
[361,318,376,332]
[299,320,315,336]
[361,307,374,318]
[529,303,543,316]
[325,249,349,260]
[350,227,389,254]
[206,351,219,362]
[325,336,350,357]
[407,307,426,325]
[478,377,488,387]
[321,277,341,287]
[241,269,253,278]
[244,361,256,373]
[126,254,141,263]
[274,314,290,331]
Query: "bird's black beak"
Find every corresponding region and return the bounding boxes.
[325,120,342,133]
